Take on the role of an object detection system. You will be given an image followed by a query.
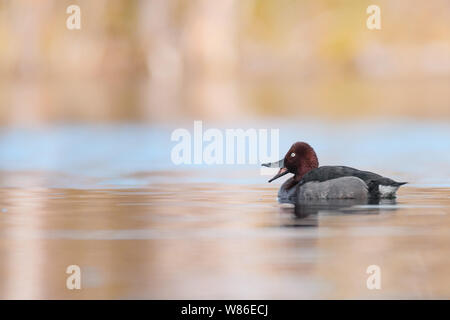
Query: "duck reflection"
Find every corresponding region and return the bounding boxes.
[281,198,398,227]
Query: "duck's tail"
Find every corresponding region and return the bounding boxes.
[368,180,407,199]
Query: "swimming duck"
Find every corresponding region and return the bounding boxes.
[262,142,406,202]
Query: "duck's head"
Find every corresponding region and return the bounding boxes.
[262,142,319,186]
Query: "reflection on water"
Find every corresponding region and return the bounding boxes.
[0,181,449,299]
[0,123,449,299]
[293,198,397,220]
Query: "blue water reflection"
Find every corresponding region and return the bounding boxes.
[0,119,449,188]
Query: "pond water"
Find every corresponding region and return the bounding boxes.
[0,120,449,299]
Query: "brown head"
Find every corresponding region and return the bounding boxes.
[262,142,319,188]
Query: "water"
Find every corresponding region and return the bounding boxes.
[0,120,449,299]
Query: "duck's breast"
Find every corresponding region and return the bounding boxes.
[298,176,368,200]
[277,177,297,203]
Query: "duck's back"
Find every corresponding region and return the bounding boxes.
[300,166,393,185]
[299,166,406,199]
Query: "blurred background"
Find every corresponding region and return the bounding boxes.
[0,0,449,126]
[1,0,450,300]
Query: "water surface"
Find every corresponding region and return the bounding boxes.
[0,121,449,299]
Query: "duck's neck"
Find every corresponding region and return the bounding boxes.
[286,164,318,190]
[296,164,316,181]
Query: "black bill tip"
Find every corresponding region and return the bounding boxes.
[268,167,289,183]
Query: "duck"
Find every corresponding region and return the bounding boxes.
[262,142,406,203]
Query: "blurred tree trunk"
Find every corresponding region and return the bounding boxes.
[137,0,182,121]
[182,0,242,120]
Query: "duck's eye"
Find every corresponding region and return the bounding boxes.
[291,152,296,157]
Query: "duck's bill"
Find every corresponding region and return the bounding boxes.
[262,159,288,182]
[268,167,289,183]
[261,159,284,168]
